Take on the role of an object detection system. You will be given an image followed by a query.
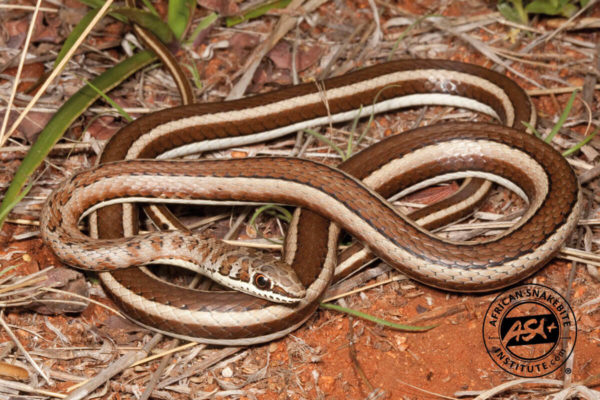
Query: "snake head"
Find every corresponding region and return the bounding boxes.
[250,260,306,304]
[208,245,307,304]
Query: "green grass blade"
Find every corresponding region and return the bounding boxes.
[185,12,218,45]
[140,0,159,16]
[77,0,105,8]
[0,181,34,224]
[354,109,376,151]
[0,265,18,278]
[184,63,204,90]
[522,121,541,137]
[248,204,292,245]
[249,205,292,225]
[545,89,578,143]
[320,303,437,332]
[226,0,291,27]
[562,127,599,157]
[346,105,363,159]
[0,50,157,228]
[307,85,398,159]
[351,84,401,154]
[168,0,195,39]
[510,0,528,23]
[84,79,133,122]
[304,128,346,160]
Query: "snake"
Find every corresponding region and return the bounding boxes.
[40,59,582,345]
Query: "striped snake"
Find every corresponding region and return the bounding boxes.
[41,59,581,345]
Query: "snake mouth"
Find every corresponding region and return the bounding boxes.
[270,284,306,303]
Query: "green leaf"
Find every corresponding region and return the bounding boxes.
[498,2,528,24]
[499,0,528,24]
[114,7,177,45]
[320,303,436,332]
[559,3,578,17]
[525,0,564,15]
[168,0,195,39]
[226,0,291,27]
[0,51,157,228]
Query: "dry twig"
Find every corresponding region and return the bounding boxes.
[0,311,50,384]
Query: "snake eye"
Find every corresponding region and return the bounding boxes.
[254,274,271,290]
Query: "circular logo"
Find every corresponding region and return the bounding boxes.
[482,284,577,377]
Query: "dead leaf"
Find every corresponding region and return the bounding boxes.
[230,33,260,59]
[87,115,120,140]
[103,315,143,332]
[0,362,29,381]
[267,42,322,72]
[1,63,45,93]
[58,7,88,26]
[1,110,54,143]
[5,19,28,49]
[27,268,89,314]
[267,41,292,70]
[6,18,28,37]
[98,315,150,344]
[198,0,239,16]
[297,44,322,72]
[250,62,272,91]
[34,12,61,44]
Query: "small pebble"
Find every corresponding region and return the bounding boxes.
[268,342,278,353]
[221,366,233,378]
